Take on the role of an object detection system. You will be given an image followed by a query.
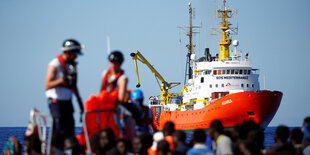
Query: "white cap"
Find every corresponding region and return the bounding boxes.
[150,132,164,150]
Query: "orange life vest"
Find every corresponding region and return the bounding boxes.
[164,136,175,152]
[76,90,120,148]
[147,148,157,155]
[77,69,125,148]
[100,68,124,92]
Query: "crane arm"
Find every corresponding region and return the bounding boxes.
[130,51,166,85]
[130,51,180,104]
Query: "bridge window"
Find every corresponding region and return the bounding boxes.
[222,70,226,74]
[227,69,230,74]
[235,69,239,74]
[248,70,251,74]
[241,84,244,87]
[218,70,222,75]
[201,77,204,83]
[239,70,243,74]
[213,70,217,75]
[205,70,211,75]
[244,70,247,75]
[231,69,234,75]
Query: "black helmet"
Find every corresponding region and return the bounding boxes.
[108,50,124,64]
[62,39,83,55]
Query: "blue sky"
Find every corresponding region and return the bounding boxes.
[0,0,309,127]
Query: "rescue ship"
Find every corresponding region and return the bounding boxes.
[131,0,282,131]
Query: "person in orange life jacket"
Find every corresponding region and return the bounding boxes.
[100,50,127,103]
[45,39,84,138]
[163,121,175,153]
[100,51,134,139]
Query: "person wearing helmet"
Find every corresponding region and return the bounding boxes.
[131,89,157,135]
[100,50,127,103]
[131,89,144,105]
[45,39,84,138]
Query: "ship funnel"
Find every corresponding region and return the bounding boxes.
[205,48,212,62]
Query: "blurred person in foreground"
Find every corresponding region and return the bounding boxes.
[98,128,116,155]
[157,140,173,155]
[24,134,42,155]
[132,133,153,155]
[303,116,310,155]
[162,121,176,153]
[148,132,164,155]
[130,89,157,135]
[99,51,136,140]
[45,39,84,138]
[64,136,85,155]
[3,136,21,155]
[173,130,190,155]
[208,120,233,155]
[90,129,117,155]
[265,125,296,155]
[106,139,133,155]
[100,50,127,102]
[187,129,214,155]
[231,120,264,155]
[289,128,303,155]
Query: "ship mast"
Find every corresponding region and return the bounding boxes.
[217,0,232,61]
[186,2,193,80]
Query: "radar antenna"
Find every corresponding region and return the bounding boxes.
[210,0,238,61]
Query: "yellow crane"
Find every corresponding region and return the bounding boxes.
[130,51,181,104]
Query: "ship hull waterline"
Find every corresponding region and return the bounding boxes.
[153,90,282,131]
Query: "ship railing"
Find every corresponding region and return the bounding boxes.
[170,99,182,105]
[27,108,53,155]
[149,96,160,105]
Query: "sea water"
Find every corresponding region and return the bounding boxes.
[0,127,292,153]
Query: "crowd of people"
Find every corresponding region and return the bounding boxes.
[3,116,310,155]
[2,39,310,155]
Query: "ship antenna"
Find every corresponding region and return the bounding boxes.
[217,0,232,61]
[179,2,200,85]
[107,35,111,54]
[186,2,193,81]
